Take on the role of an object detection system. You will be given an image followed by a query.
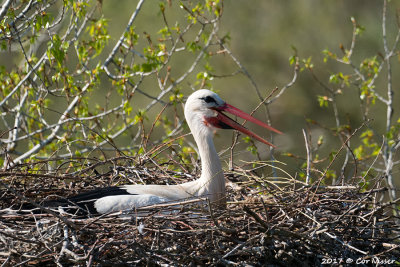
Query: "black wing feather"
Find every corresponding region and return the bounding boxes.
[22,186,135,217]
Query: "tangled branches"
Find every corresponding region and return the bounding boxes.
[1,158,398,266]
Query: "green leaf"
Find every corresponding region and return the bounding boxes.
[48,34,66,67]
[317,95,330,108]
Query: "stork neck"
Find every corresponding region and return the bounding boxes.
[192,129,226,204]
[197,133,222,178]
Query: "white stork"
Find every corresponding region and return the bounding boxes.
[36,89,281,215]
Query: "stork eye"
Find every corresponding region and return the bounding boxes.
[201,96,216,104]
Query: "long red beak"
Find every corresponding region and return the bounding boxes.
[206,103,282,147]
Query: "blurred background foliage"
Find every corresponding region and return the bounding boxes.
[0,0,399,198]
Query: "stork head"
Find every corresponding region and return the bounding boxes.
[184,89,281,147]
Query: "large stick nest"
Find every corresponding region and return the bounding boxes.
[1,157,399,266]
